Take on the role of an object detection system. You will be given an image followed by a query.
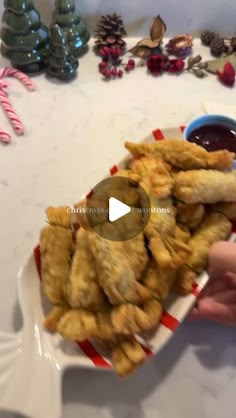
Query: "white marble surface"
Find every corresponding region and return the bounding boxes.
[1,7,236,415]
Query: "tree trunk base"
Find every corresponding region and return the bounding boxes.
[14,61,46,74]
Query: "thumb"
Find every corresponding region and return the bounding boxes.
[208,241,236,278]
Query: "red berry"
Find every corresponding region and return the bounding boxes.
[112,47,122,58]
[110,47,116,57]
[103,69,112,79]
[99,48,105,57]
[116,47,122,57]
[128,59,135,68]
[104,46,111,56]
[125,64,132,72]
[99,61,107,72]
[111,68,117,77]
[118,70,123,78]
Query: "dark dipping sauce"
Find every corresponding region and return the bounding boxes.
[188,124,236,152]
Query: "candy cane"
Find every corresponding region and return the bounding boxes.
[0,67,35,91]
[0,81,24,135]
[0,129,11,144]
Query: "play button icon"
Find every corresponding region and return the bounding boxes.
[81,176,151,241]
[109,197,131,222]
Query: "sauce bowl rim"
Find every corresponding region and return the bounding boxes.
[183,114,236,141]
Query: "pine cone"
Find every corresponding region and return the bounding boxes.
[210,37,224,57]
[231,37,236,51]
[95,13,127,50]
[201,31,216,46]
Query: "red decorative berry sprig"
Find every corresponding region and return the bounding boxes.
[146,54,184,75]
[98,47,135,80]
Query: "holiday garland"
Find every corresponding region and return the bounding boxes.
[96,15,236,87]
[0,4,235,87]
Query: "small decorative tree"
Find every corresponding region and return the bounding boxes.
[52,0,90,57]
[47,24,78,81]
[1,0,49,73]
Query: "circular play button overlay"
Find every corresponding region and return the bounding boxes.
[85,176,151,241]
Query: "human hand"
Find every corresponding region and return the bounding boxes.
[190,241,236,325]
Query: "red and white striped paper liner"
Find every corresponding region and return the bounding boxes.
[34,127,236,369]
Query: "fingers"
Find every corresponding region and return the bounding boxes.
[213,289,236,304]
[208,242,236,278]
[189,306,200,318]
[201,273,236,297]
[189,241,236,326]
[225,272,236,287]
[198,290,236,305]
[189,298,236,325]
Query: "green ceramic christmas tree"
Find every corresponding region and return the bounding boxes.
[52,0,90,57]
[1,0,49,73]
[47,24,78,81]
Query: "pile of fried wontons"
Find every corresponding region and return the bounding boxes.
[40,139,236,376]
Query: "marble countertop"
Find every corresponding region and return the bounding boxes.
[0,39,236,418]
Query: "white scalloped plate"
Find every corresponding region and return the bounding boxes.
[0,127,235,418]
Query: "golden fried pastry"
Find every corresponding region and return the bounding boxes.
[112,259,176,335]
[57,307,116,342]
[174,170,236,204]
[73,197,108,230]
[46,206,71,228]
[174,213,232,294]
[186,213,232,273]
[111,339,146,377]
[93,210,144,241]
[57,309,98,341]
[129,156,174,198]
[112,299,162,335]
[144,196,191,269]
[88,233,151,305]
[148,235,174,269]
[174,224,191,243]
[67,229,105,311]
[40,225,72,304]
[211,202,236,221]
[164,235,192,266]
[44,305,69,333]
[176,203,205,230]
[153,196,176,232]
[114,169,140,182]
[173,266,197,295]
[125,140,234,170]
[144,197,175,242]
[88,177,141,208]
[71,198,89,230]
[122,233,148,281]
[143,259,177,300]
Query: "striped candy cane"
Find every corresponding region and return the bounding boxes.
[0,81,24,135]
[0,67,35,91]
[0,129,11,144]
